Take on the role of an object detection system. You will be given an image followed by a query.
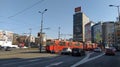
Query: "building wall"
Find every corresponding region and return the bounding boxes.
[92,22,102,44]
[85,21,94,43]
[102,22,114,47]
[12,33,19,45]
[73,12,82,42]
[0,30,13,41]
[115,22,120,47]
[0,30,13,46]
[30,35,35,43]
[73,12,89,42]
[82,13,90,42]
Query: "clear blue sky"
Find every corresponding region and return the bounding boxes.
[0,0,119,39]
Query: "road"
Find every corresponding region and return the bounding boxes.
[77,51,120,67]
[0,49,120,67]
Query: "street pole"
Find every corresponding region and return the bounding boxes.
[109,5,120,22]
[117,6,120,21]
[109,5,120,46]
[38,9,47,53]
[58,27,61,39]
[29,28,32,48]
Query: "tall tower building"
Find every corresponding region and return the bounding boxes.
[73,7,89,42]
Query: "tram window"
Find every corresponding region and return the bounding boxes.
[46,41,54,45]
[68,42,72,46]
[75,43,80,46]
[59,42,66,46]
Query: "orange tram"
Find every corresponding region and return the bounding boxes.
[45,39,98,53]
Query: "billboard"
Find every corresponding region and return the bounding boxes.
[75,7,81,12]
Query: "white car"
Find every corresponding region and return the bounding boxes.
[94,47,102,52]
[61,48,72,55]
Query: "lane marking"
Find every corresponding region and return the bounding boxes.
[18,56,66,67]
[70,52,94,67]
[71,53,104,67]
[28,59,41,62]
[45,62,63,67]
[84,52,94,60]
[2,59,42,66]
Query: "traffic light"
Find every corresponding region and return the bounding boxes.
[38,33,40,37]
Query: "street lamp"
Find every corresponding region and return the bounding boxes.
[109,5,120,22]
[38,9,47,53]
[109,5,120,47]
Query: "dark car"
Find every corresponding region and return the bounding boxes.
[0,46,11,51]
[72,48,85,56]
[105,48,115,55]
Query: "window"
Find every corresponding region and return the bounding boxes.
[59,42,66,46]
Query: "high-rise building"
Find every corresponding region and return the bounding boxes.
[73,7,89,42]
[102,21,115,48]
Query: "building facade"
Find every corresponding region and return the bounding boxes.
[85,21,94,43]
[115,21,120,50]
[73,7,89,42]
[0,30,13,46]
[92,22,102,44]
[102,21,115,48]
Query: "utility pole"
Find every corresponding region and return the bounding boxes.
[58,27,61,39]
[38,9,47,53]
[29,28,32,48]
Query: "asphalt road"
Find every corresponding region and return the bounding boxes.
[77,51,120,67]
[0,55,85,67]
[0,49,120,67]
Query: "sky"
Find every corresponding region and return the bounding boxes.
[0,0,120,39]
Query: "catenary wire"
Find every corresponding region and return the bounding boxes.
[8,0,45,18]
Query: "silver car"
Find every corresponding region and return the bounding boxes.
[94,47,102,52]
[61,48,72,55]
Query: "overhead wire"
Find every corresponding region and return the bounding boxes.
[8,0,45,18]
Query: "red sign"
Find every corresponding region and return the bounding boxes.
[75,7,81,12]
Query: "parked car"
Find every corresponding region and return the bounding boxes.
[61,47,72,55]
[0,46,11,51]
[72,48,85,56]
[109,47,116,52]
[94,47,102,52]
[105,48,115,55]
